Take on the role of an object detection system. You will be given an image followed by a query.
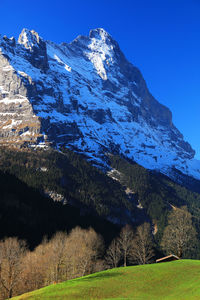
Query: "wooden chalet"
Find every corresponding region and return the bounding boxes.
[156,254,180,263]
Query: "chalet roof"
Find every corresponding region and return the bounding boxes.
[156,254,180,263]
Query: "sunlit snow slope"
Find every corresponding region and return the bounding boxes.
[0,28,199,180]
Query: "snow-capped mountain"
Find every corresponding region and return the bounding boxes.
[0,28,199,180]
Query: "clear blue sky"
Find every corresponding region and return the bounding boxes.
[0,0,199,158]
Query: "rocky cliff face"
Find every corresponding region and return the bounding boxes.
[0,28,199,180]
[0,40,41,147]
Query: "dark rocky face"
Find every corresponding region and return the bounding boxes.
[18,29,49,72]
[0,28,198,179]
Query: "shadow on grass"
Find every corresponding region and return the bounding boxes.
[74,271,123,282]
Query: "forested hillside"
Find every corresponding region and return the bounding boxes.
[0,147,200,249]
[0,147,134,223]
[109,155,200,241]
[0,156,120,248]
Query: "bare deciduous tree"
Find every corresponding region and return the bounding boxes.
[118,225,134,267]
[46,231,68,283]
[161,206,197,258]
[105,238,121,268]
[22,237,53,292]
[0,237,27,299]
[0,227,105,298]
[130,222,154,265]
[65,227,104,279]
[92,259,106,273]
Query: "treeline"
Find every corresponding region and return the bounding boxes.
[0,206,197,299]
[0,224,153,299]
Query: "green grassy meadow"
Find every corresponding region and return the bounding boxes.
[13,260,200,300]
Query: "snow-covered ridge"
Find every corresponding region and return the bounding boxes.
[0,28,199,181]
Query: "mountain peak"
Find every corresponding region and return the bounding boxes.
[18,28,42,50]
[70,28,113,48]
[89,28,112,40]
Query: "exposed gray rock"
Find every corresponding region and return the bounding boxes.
[0,38,41,146]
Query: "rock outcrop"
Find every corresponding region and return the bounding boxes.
[0,43,41,147]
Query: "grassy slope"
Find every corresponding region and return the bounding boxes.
[13,260,200,300]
